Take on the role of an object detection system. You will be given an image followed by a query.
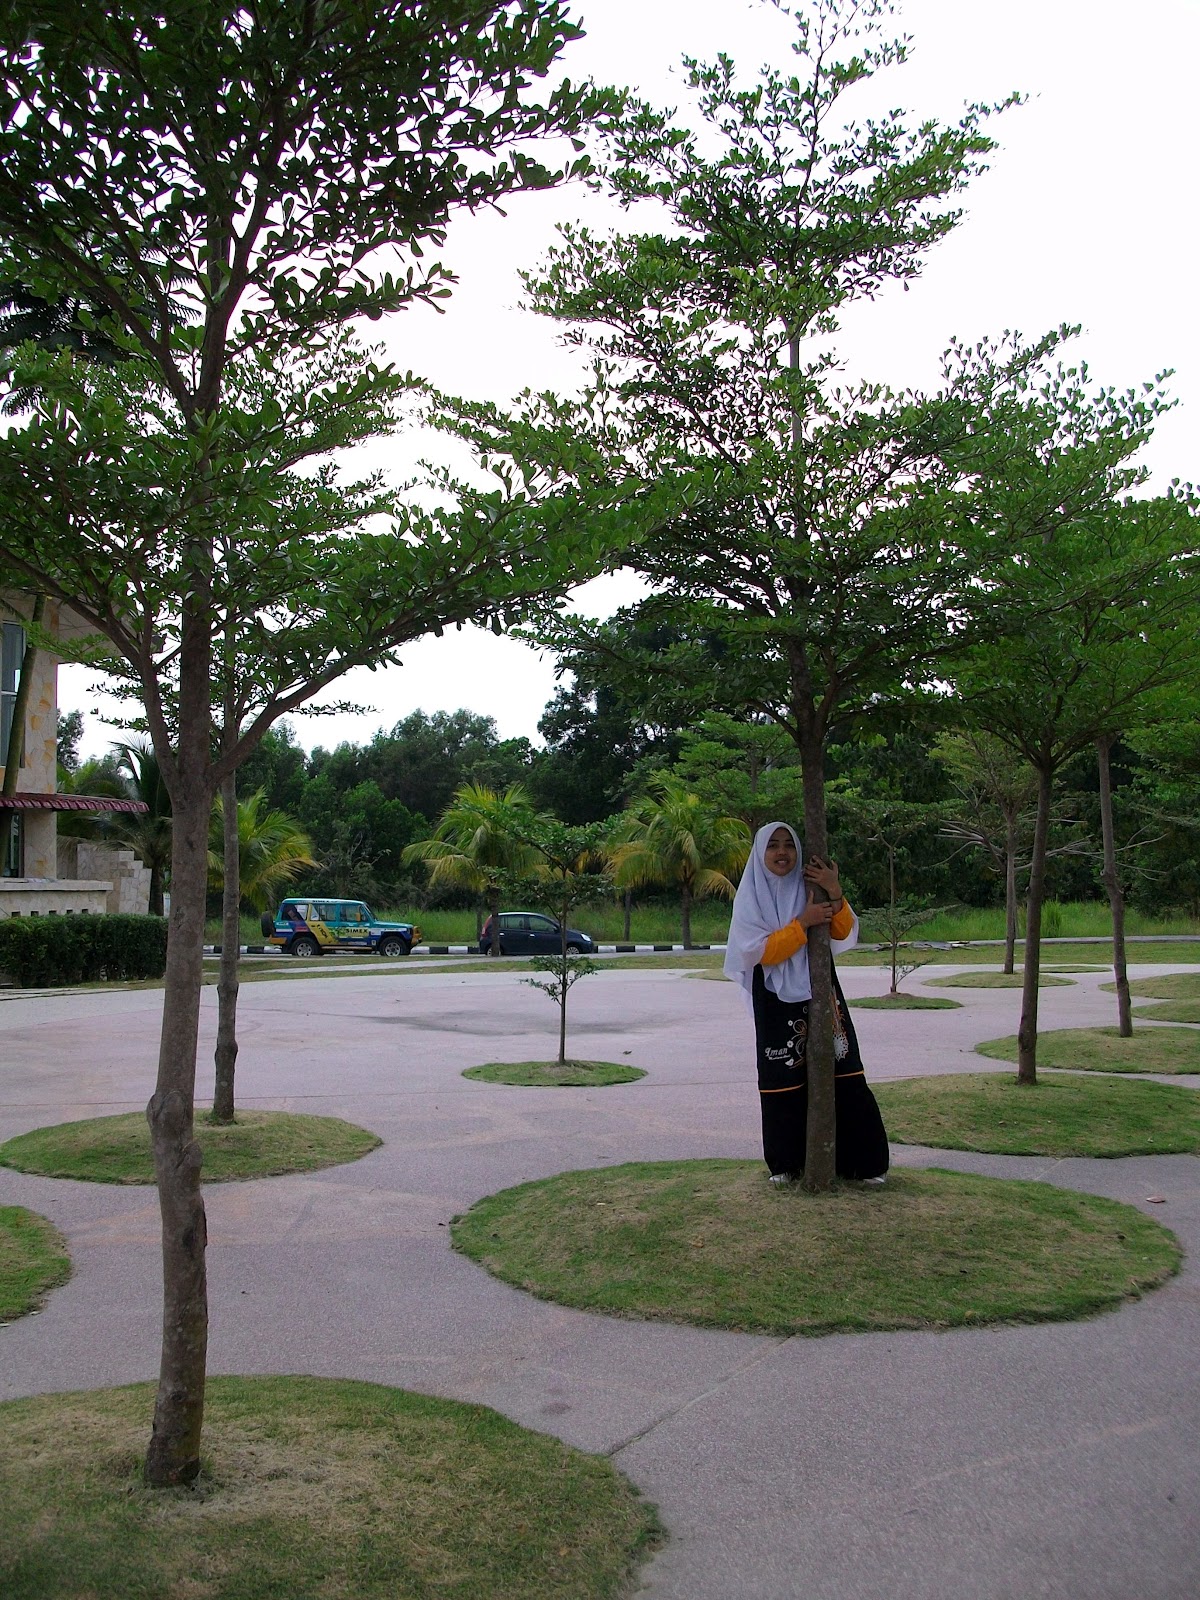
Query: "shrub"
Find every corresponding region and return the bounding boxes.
[0,914,168,987]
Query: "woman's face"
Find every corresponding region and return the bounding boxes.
[763,827,798,878]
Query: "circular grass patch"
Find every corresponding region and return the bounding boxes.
[1104,972,1200,1001]
[876,1071,1200,1156]
[451,1159,1178,1336]
[0,1111,380,1185]
[976,1026,1200,1077]
[463,1060,646,1087]
[0,1377,661,1600]
[924,970,1073,989]
[853,994,962,1010]
[1134,1001,1200,1024]
[0,1207,71,1324]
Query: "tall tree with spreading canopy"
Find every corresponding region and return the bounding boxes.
[437,0,1025,1189]
[0,0,615,1484]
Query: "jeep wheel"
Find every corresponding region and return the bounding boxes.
[378,935,410,958]
[290,935,321,958]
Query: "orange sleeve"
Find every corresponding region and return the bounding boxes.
[830,899,855,941]
[761,920,806,966]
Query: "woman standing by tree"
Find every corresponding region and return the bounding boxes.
[724,822,888,1185]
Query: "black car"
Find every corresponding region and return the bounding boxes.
[478,911,596,956]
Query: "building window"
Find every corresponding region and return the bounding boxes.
[2,810,22,878]
[1,620,26,768]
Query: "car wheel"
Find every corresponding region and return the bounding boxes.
[290,935,321,958]
[378,936,410,958]
[486,943,502,957]
[566,942,584,955]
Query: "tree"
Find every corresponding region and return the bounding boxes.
[515,819,606,1065]
[953,481,1199,1083]
[110,741,173,918]
[659,714,804,836]
[607,777,749,947]
[403,783,543,953]
[0,0,612,1485]
[441,0,1021,1189]
[207,791,317,916]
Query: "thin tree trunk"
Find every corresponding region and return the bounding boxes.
[1097,735,1132,1036]
[1003,812,1019,975]
[681,880,692,948]
[1,594,44,795]
[888,843,898,995]
[488,886,501,955]
[144,603,212,1487]
[211,772,240,1123]
[145,779,211,1484]
[149,861,165,919]
[623,887,631,941]
[558,910,568,1064]
[1016,761,1054,1086]
[799,723,835,1192]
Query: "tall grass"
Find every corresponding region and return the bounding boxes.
[207,899,1200,949]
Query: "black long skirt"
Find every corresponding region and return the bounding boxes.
[751,963,889,1180]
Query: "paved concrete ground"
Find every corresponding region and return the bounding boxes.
[1,960,1198,1599]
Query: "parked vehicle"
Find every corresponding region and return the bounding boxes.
[479,911,596,957]
[261,898,420,958]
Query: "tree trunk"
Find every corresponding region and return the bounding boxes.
[1097,735,1132,1037]
[211,772,240,1123]
[558,908,568,1064]
[1016,760,1054,1086]
[888,843,899,995]
[799,725,836,1192]
[488,886,501,955]
[144,604,213,1487]
[680,880,692,949]
[1,594,44,795]
[623,887,632,942]
[145,780,212,1484]
[1003,812,1019,975]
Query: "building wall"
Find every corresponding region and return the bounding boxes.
[0,882,110,917]
[0,592,60,797]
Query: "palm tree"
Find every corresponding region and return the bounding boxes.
[110,741,173,916]
[207,789,318,914]
[403,783,542,954]
[607,777,750,948]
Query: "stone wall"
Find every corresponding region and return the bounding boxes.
[56,839,151,915]
[0,880,110,917]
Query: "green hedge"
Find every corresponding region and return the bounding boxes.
[0,914,168,987]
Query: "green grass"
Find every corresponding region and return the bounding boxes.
[853,994,962,1009]
[1101,973,1200,1017]
[216,899,1200,952]
[0,1111,381,1185]
[0,1376,661,1600]
[463,1060,647,1087]
[1128,973,1200,998]
[451,1160,1178,1336]
[896,900,1200,943]
[877,1071,1200,1155]
[924,970,1073,989]
[0,1207,71,1323]
[976,1027,1200,1077]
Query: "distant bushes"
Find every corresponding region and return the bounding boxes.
[0,914,168,988]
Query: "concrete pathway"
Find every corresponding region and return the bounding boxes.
[1,961,1197,1599]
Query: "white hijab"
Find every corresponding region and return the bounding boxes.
[723,821,859,1003]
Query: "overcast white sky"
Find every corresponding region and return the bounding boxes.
[65,0,1200,758]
